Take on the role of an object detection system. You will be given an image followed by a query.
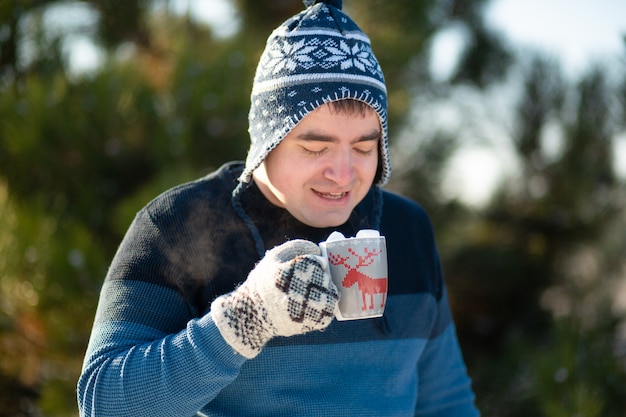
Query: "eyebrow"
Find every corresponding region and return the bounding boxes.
[295,129,381,144]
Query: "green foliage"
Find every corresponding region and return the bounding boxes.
[0,4,255,415]
[0,179,104,416]
[387,130,465,231]
[444,53,626,417]
[0,69,164,241]
[473,312,626,417]
[167,36,254,169]
[447,242,549,339]
[347,0,438,129]
[233,0,302,33]
[531,315,626,417]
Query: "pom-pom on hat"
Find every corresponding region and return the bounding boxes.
[241,0,391,186]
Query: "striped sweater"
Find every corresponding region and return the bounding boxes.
[77,162,479,416]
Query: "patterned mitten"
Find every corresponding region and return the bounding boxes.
[211,239,339,359]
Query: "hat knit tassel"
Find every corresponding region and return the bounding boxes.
[303,0,343,10]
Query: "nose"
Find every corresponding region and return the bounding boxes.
[323,149,354,186]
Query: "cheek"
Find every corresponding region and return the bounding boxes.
[265,161,301,198]
[270,155,316,181]
[357,155,379,181]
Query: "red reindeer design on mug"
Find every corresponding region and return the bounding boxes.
[328,247,388,311]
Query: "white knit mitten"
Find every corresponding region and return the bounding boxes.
[211,240,338,358]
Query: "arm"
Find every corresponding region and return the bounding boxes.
[77,209,338,416]
[77,206,248,416]
[77,281,247,416]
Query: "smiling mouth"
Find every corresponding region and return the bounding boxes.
[314,190,348,200]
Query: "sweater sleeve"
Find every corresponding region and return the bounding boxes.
[77,207,248,417]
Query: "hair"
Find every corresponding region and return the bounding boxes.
[326,99,376,117]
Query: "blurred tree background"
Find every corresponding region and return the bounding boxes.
[1,0,625,415]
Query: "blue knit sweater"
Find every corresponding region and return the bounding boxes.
[77,162,479,416]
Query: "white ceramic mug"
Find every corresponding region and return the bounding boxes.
[319,230,388,320]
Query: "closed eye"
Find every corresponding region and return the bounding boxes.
[301,146,327,156]
[355,146,376,156]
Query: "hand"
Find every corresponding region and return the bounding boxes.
[211,239,338,358]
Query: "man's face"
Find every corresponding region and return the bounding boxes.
[253,104,380,228]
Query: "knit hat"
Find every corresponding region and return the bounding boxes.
[240,0,391,186]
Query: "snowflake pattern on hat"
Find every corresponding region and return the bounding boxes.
[258,37,383,79]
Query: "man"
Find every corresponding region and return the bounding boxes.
[77,1,479,415]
